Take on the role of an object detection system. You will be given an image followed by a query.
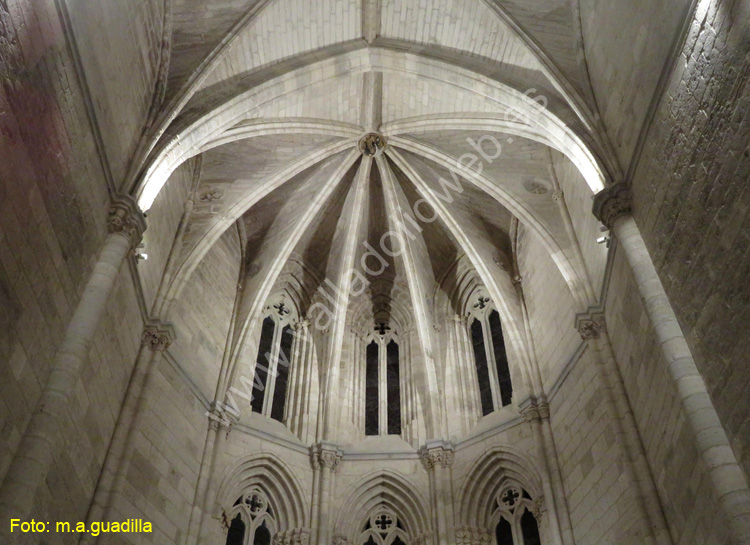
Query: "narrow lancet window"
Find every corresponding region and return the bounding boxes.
[251,317,276,414]
[386,340,401,435]
[471,318,494,416]
[489,310,513,406]
[365,341,379,435]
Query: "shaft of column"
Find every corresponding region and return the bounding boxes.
[0,197,145,531]
[520,404,565,545]
[196,417,235,544]
[311,443,342,545]
[595,184,750,544]
[185,417,219,545]
[81,323,173,544]
[419,442,453,545]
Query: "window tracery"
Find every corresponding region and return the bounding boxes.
[467,297,513,415]
[364,325,402,436]
[358,508,409,545]
[224,489,277,545]
[251,302,299,423]
[492,486,542,545]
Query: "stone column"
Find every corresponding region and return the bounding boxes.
[593,183,750,544]
[519,398,566,545]
[420,441,454,545]
[310,442,343,545]
[82,321,174,543]
[196,406,238,545]
[0,196,145,529]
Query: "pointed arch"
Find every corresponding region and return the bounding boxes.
[334,470,430,541]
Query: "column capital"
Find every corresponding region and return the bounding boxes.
[413,533,435,545]
[575,311,607,341]
[309,442,343,471]
[592,182,631,229]
[454,526,492,545]
[419,440,455,470]
[331,535,352,545]
[108,195,146,247]
[273,528,311,545]
[142,321,175,352]
[519,395,551,424]
[207,402,239,436]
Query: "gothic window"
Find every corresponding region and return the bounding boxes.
[225,489,277,545]
[364,329,402,436]
[358,508,409,545]
[471,318,494,416]
[489,310,513,406]
[469,299,513,415]
[251,305,298,423]
[386,340,401,435]
[491,486,542,545]
[365,341,380,435]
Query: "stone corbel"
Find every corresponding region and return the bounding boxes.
[519,395,550,424]
[575,309,607,341]
[142,320,175,352]
[207,401,239,437]
[108,194,147,248]
[309,442,344,472]
[418,440,455,471]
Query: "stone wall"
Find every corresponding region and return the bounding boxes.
[630,0,750,481]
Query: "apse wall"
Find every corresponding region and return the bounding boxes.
[548,346,653,545]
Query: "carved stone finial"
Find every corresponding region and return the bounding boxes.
[310,442,343,471]
[142,321,175,352]
[592,182,631,229]
[419,441,455,470]
[108,195,146,247]
[576,312,607,341]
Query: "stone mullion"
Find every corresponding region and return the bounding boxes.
[480,311,503,411]
[85,323,174,544]
[0,196,146,530]
[594,183,750,544]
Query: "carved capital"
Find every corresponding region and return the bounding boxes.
[272,528,311,545]
[576,311,607,341]
[454,526,492,545]
[207,402,239,436]
[412,533,434,545]
[108,195,146,247]
[452,314,468,326]
[419,441,455,470]
[521,396,550,424]
[332,535,352,545]
[310,442,343,472]
[142,321,175,352]
[592,182,631,229]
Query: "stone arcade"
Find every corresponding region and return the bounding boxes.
[0,1,749,544]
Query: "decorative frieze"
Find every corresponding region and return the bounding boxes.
[592,182,631,229]
[108,195,146,247]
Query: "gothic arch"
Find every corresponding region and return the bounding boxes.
[334,470,430,541]
[457,446,544,530]
[216,454,309,531]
